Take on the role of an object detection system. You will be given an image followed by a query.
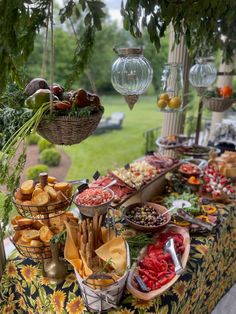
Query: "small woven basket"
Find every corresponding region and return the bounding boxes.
[12,240,53,260]
[202,97,236,112]
[13,198,70,220]
[37,110,103,145]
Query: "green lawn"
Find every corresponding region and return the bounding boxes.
[63,95,163,180]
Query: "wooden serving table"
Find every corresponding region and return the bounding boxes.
[0,198,236,314]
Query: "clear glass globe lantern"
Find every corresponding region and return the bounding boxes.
[189,57,217,95]
[111,47,153,110]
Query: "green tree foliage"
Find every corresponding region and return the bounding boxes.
[26,28,77,86]
[122,0,236,62]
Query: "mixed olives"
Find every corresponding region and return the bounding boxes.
[126,204,167,227]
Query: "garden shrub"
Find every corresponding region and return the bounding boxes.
[26,164,49,181]
[38,138,54,152]
[27,133,41,145]
[40,148,61,167]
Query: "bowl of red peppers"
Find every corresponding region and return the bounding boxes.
[74,187,114,217]
[127,226,190,300]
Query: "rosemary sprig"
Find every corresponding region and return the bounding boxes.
[126,233,154,262]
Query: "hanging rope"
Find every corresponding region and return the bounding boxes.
[49,0,54,112]
[41,4,50,78]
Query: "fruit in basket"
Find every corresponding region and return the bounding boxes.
[51,83,64,97]
[168,96,181,109]
[218,85,233,98]
[25,78,50,96]
[157,99,168,109]
[160,93,170,102]
[25,89,54,110]
[73,89,100,108]
[53,100,72,111]
[20,180,35,195]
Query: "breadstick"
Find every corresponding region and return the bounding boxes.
[81,235,86,257]
[82,220,87,243]
[98,215,103,243]
[87,252,92,269]
[86,219,91,234]
[93,214,98,249]
[78,223,82,234]
[85,243,92,267]
[88,231,94,256]
[77,231,81,250]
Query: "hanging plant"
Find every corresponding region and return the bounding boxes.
[202,86,236,112]
[0,78,103,237]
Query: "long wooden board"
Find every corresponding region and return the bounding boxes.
[111,162,181,208]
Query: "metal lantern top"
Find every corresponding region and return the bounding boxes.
[111,47,153,109]
[189,57,217,93]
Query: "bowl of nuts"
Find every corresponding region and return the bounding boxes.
[123,202,171,232]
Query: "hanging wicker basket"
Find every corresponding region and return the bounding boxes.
[202,97,236,112]
[37,110,103,145]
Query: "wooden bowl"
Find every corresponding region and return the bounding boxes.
[123,202,171,232]
[178,163,201,178]
[127,225,190,300]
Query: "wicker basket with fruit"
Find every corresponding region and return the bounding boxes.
[202,86,236,112]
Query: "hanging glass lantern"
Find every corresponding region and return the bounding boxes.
[189,57,217,95]
[111,47,153,110]
[157,63,184,112]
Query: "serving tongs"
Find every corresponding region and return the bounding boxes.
[67,179,89,185]
[177,208,214,231]
[164,238,184,275]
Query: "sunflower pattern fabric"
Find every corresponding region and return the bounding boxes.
[0,203,236,314]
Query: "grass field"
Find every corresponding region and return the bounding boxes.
[63,95,163,180]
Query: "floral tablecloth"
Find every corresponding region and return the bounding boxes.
[0,203,236,314]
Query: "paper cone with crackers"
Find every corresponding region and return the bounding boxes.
[64,212,130,312]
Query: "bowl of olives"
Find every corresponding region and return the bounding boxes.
[123,202,171,232]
